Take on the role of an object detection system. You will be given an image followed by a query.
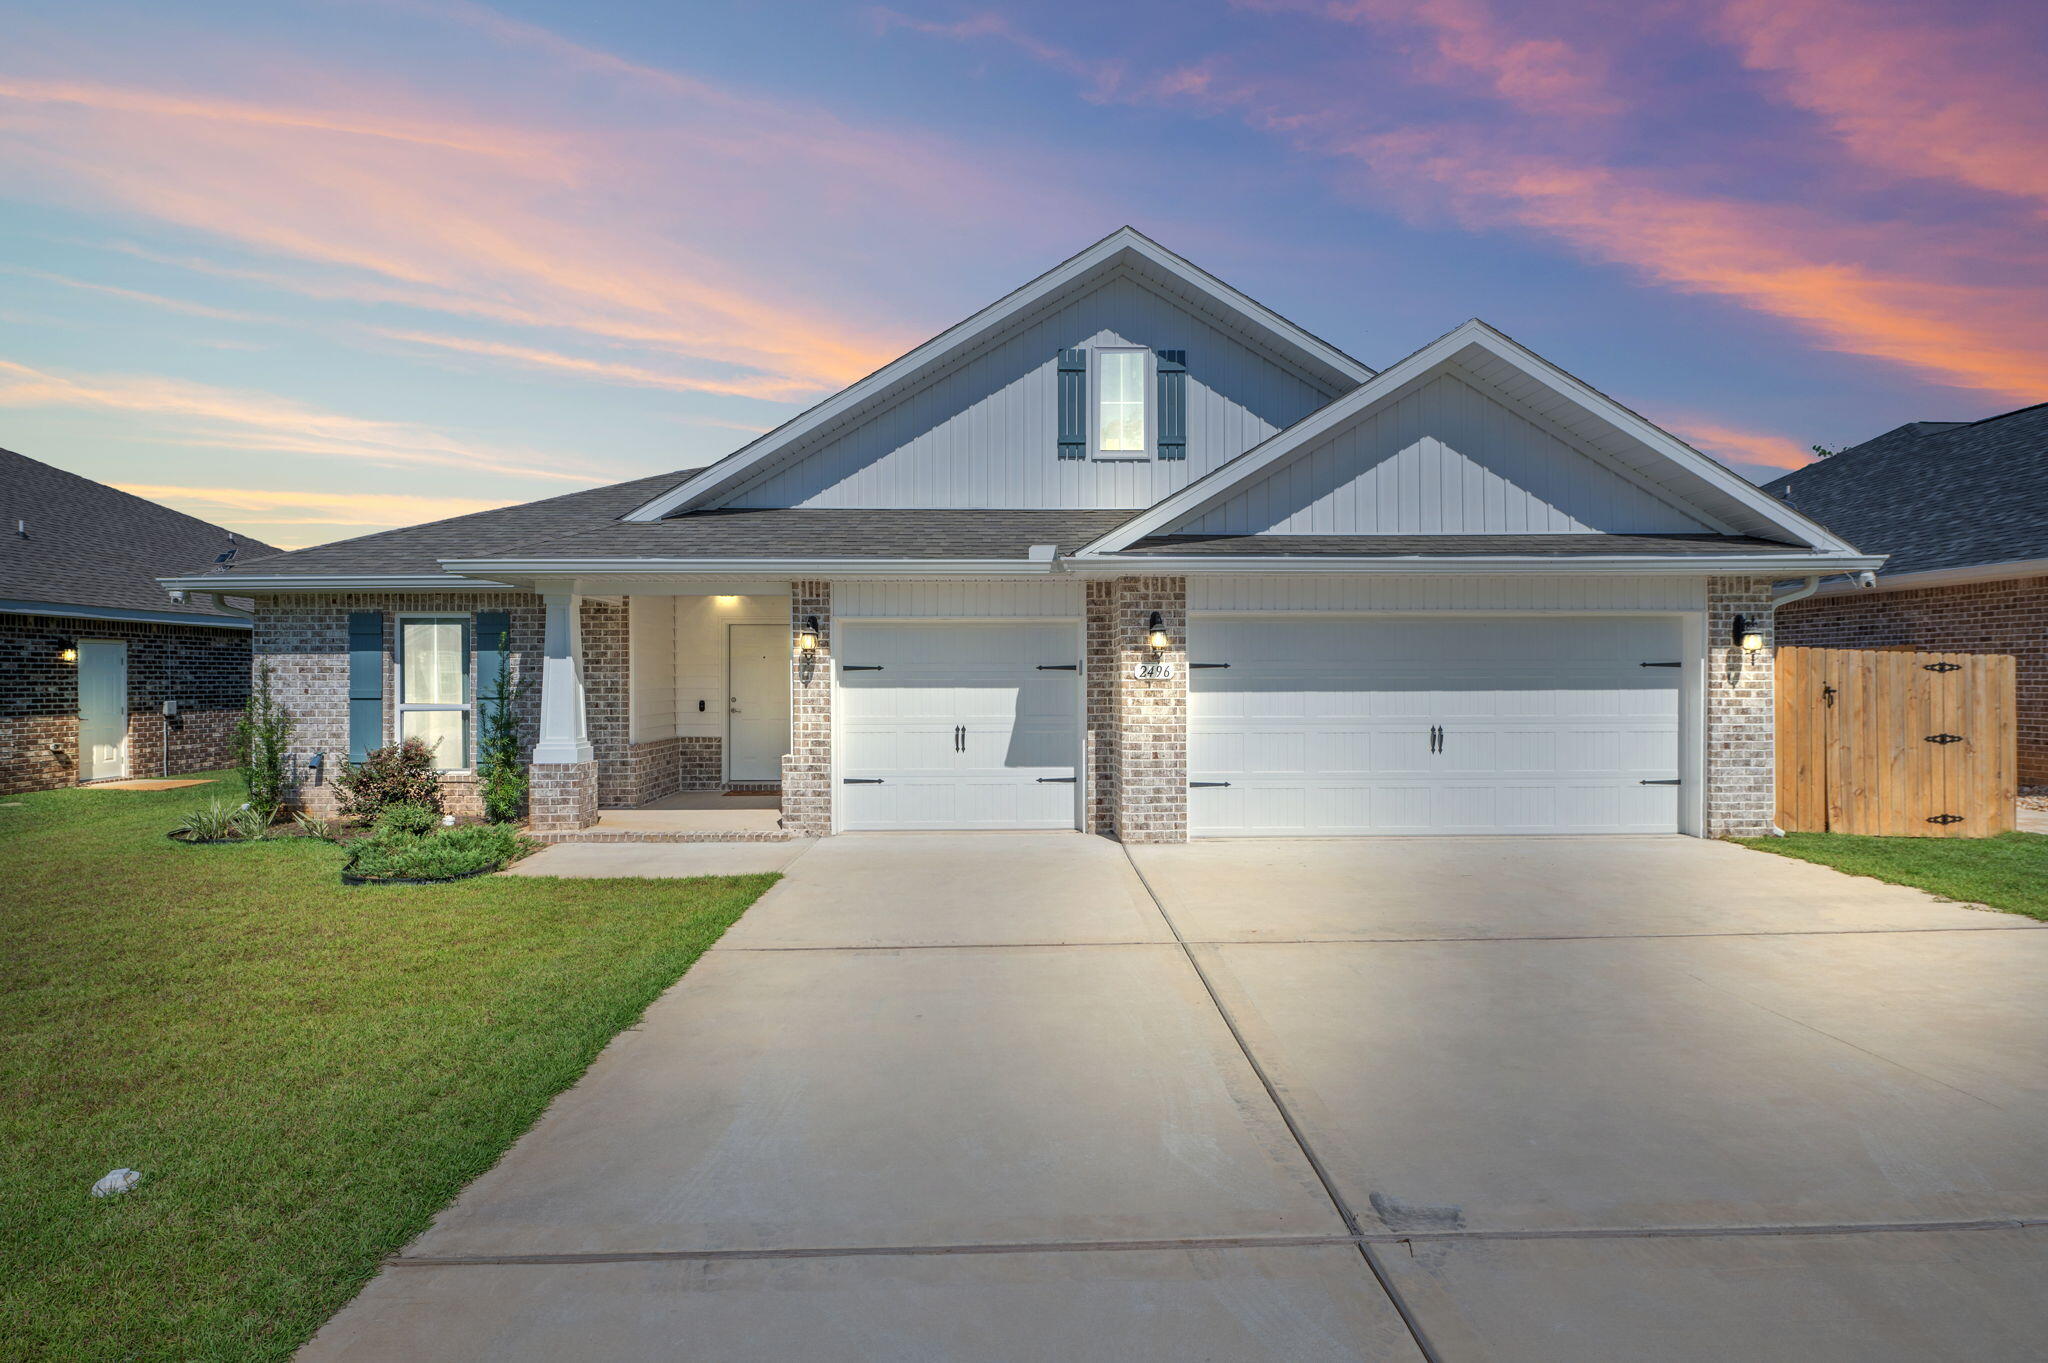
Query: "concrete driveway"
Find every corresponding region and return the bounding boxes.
[303,835,2048,1362]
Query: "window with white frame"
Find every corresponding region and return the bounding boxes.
[1094,347,1150,459]
[397,615,470,771]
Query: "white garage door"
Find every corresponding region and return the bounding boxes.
[838,621,1082,831]
[1189,615,1683,836]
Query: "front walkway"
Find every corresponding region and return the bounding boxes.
[303,836,2048,1362]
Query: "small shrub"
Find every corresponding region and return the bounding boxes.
[172,799,246,842]
[334,739,443,821]
[233,662,295,821]
[229,804,273,841]
[291,811,336,842]
[342,824,538,883]
[477,631,531,824]
[376,802,439,836]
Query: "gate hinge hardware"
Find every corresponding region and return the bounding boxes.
[1925,661,1961,672]
[1927,813,1964,825]
[1924,733,1964,745]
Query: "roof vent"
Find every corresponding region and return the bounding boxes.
[15,519,25,538]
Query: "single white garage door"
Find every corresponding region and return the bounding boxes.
[838,621,1081,831]
[1189,615,1683,836]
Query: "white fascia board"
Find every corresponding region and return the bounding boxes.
[157,573,513,592]
[620,227,1376,522]
[1,597,253,629]
[1065,554,1888,577]
[440,557,1062,579]
[1075,320,1857,557]
[1811,556,2048,595]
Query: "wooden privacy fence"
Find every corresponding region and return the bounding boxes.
[1777,647,2017,837]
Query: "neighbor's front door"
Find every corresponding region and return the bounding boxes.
[77,639,129,781]
[727,623,791,783]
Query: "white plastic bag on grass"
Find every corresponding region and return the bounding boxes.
[91,1168,142,1197]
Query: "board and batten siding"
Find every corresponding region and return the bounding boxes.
[726,273,1340,510]
[1188,575,1710,613]
[1183,371,1710,536]
[834,579,1085,619]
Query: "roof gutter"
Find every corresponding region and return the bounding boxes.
[0,597,253,630]
[1807,555,2048,596]
[440,556,1066,580]
[1061,554,1888,577]
[158,573,515,592]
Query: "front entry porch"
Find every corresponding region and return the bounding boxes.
[530,790,793,844]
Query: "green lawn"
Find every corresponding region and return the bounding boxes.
[1,775,776,1362]
[1736,829,2048,921]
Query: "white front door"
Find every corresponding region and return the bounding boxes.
[1189,615,1683,836]
[77,639,129,781]
[838,621,1081,831]
[727,623,792,783]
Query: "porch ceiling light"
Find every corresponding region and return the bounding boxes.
[1733,614,1764,652]
[797,615,821,652]
[1146,612,1170,651]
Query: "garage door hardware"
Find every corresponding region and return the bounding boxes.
[1639,661,1681,668]
[1927,813,1964,825]
[1189,780,1231,788]
[842,778,883,784]
[1190,662,1230,669]
[1036,776,1077,783]
[1925,661,1961,672]
[1924,733,1964,745]
[954,725,966,752]
[1035,663,1079,671]
[1428,725,1443,753]
[1640,778,1681,785]
[841,664,884,671]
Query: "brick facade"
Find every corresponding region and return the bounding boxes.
[529,760,598,832]
[2,611,252,795]
[1704,576,1777,837]
[579,598,635,809]
[1102,575,1188,843]
[1083,580,1118,836]
[1778,575,2046,788]
[780,582,832,836]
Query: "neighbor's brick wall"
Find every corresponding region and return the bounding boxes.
[1,612,252,795]
[780,582,832,836]
[1108,576,1187,843]
[1778,575,2046,787]
[250,592,544,816]
[1705,577,1777,837]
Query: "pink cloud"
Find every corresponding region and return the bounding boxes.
[1657,416,1816,472]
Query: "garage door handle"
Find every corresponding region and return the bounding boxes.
[1036,776,1077,783]
[843,778,883,784]
[1190,781,1231,788]
[1640,779,1681,785]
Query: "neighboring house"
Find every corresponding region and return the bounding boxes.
[163,229,1880,840]
[1,449,280,794]
[1766,403,2047,788]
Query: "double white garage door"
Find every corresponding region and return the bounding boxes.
[837,616,1682,836]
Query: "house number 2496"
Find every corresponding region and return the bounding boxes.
[1132,661,1175,680]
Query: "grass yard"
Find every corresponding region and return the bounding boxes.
[1737,829,2048,921]
[1,775,776,1362]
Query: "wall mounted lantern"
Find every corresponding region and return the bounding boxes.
[797,616,821,652]
[58,645,77,663]
[1732,614,1764,652]
[1146,612,1170,651]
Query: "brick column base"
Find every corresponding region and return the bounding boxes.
[528,760,597,831]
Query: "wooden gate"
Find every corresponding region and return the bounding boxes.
[1776,647,2017,837]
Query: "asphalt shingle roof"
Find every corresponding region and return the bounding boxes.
[1122,532,1804,556]
[1763,404,2048,577]
[517,509,1141,561]
[0,447,281,620]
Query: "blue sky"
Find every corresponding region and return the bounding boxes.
[2,0,2043,546]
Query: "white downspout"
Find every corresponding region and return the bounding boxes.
[1764,576,1826,835]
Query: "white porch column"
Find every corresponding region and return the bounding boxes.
[528,588,597,831]
[531,589,592,764]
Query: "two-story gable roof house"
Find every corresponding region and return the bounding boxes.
[165,230,1881,840]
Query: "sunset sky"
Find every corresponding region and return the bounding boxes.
[2,0,2043,548]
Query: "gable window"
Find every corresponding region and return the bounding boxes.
[1094,347,1151,459]
[397,615,470,771]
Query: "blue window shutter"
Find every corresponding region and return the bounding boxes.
[1156,349,1187,460]
[346,610,384,761]
[1057,349,1087,459]
[475,610,511,705]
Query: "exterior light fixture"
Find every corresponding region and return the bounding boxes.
[58,645,77,663]
[1733,614,1764,652]
[797,616,821,652]
[1146,612,1170,651]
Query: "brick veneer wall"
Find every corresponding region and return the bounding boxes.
[1108,576,1188,843]
[579,598,635,808]
[781,582,832,836]
[680,736,723,791]
[1084,581,1118,836]
[1705,576,1777,837]
[250,592,543,816]
[1,612,252,795]
[1777,574,2046,787]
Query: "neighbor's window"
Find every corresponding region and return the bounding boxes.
[397,616,470,771]
[1096,348,1149,458]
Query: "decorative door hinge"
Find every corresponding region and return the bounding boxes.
[1035,663,1079,671]
[842,777,883,784]
[1639,661,1682,668]
[1924,733,1964,745]
[1189,780,1231,788]
[842,664,884,671]
[1927,813,1964,825]
[1036,776,1077,783]
[1640,779,1681,785]
[1190,662,1230,669]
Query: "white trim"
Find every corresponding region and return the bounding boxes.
[159,574,511,592]
[442,558,1063,579]
[621,228,1375,521]
[1065,554,1885,577]
[1074,320,1863,557]
[1,597,252,629]
[1809,556,2048,596]
[394,613,473,773]
[1091,345,1154,461]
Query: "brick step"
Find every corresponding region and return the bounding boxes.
[529,828,798,844]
